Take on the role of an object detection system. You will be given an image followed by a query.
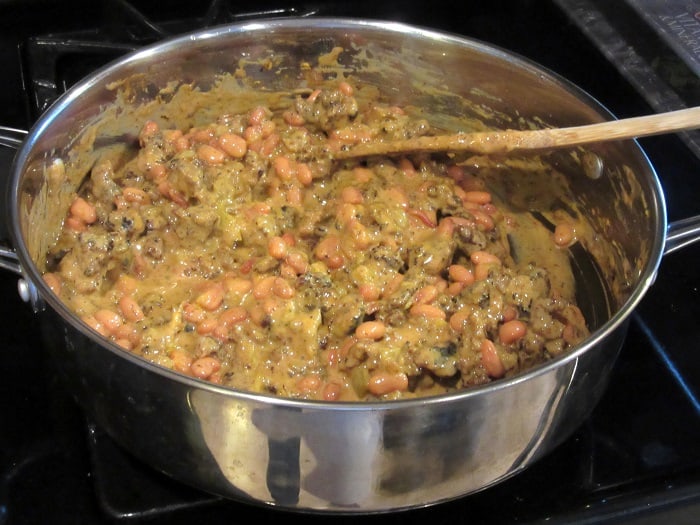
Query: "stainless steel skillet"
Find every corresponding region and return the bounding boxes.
[1,18,700,513]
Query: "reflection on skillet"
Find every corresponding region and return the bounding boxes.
[189,392,383,507]
[189,372,564,510]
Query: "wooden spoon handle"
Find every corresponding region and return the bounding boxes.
[335,106,700,159]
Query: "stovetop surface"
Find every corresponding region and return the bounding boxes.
[1,1,700,524]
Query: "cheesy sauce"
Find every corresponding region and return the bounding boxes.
[43,81,588,401]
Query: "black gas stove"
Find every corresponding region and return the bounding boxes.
[1,1,700,524]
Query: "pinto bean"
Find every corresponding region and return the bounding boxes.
[413,284,438,305]
[190,356,221,379]
[115,275,138,295]
[213,307,248,341]
[246,202,271,217]
[183,302,207,324]
[407,208,437,228]
[281,232,296,246]
[122,187,150,206]
[273,155,295,180]
[115,338,133,350]
[286,185,303,206]
[355,321,386,340]
[470,251,501,265]
[461,190,492,205]
[330,127,361,144]
[447,281,465,296]
[43,273,61,295]
[480,339,505,378]
[248,106,268,126]
[93,309,123,335]
[65,216,87,232]
[346,219,371,249]
[554,222,576,247]
[437,217,455,237]
[448,264,475,285]
[218,306,248,327]
[502,305,519,322]
[157,181,187,207]
[243,125,263,144]
[70,197,97,224]
[315,235,344,269]
[338,81,354,96]
[359,283,381,301]
[259,133,280,156]
[297,375,321,393]
[353,167,373,183]
[196,317,218,335]
[336,202,359,225]
[279,263,297,279]
[383,274,404,297]
[253,276,277,300]
[410,303,446,320]
[296,163,313,186]
[285,251,309,275]
[174,136,190,152]
[162,129,183,143]
[306,89,321,103]
[341,186,364,204]
[322,382,341,401]
[474,262,496,281]
[273,277,295,299]
[114,322,139,346]
[367,372,408,396]
[139,120,159,145]
[218,133,247,158]
[118,296,145,322]
[197,144,227,165]
[82,315,109,337]
[398,157,416,176]
[499,319,527,344]
[268,235,289,259]
[190,127,215,144]
[446,164,465,182]
[472,210,495,231]
[562,324,577,344]
[449,309,470,333]
[224,277,253,295]
[196,284,225,311]
[171,349,193,374]
[147,162,167,181]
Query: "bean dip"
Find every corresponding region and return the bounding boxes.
[43,80,588,401]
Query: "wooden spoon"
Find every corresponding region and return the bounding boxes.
[334,106,700,159]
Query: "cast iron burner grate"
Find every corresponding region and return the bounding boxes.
[19,0,319,119]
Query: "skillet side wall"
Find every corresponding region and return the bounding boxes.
[38,304,627,512]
